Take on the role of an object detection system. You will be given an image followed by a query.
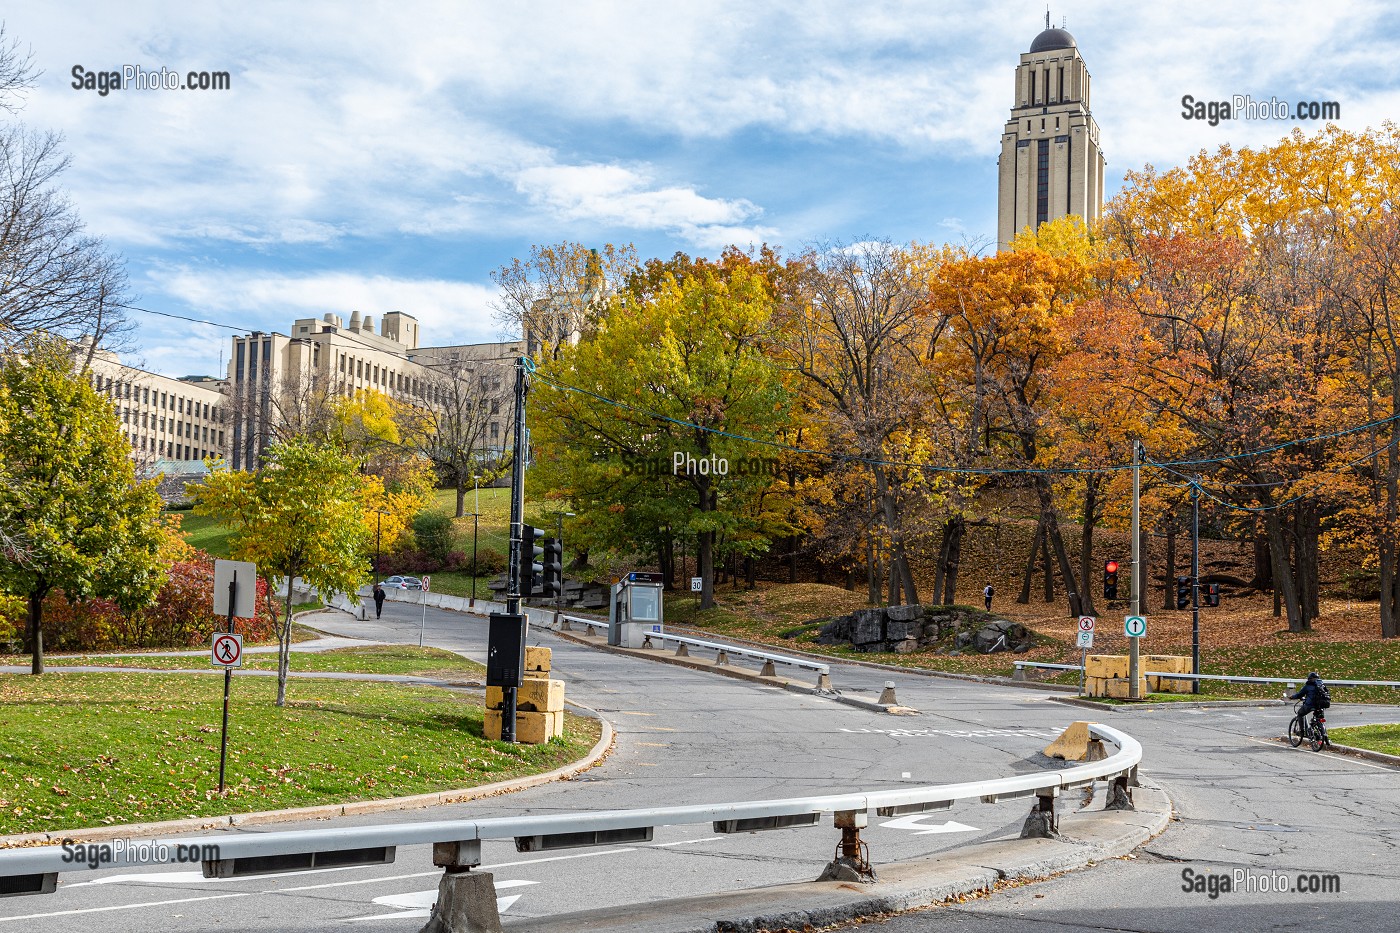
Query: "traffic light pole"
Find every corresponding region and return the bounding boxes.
[502,358,529,743]
[1191,477,1201,695]
[1129,440,1142,699]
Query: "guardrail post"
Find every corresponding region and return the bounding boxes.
[816,672,832,691]
[878,682,897,705]
[642,634,653,649]
[675,642,689,657]
[421,841,501,933]
[760,660,777,677]
[559,617,572,632]
[1012,663,1027,682]
[818,810,877,883]
[1105,768,1136,811]
[716,649,730,666]
[1020,788,1059,838]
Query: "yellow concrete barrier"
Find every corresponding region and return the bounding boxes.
[486,709,563,744]
[1043,721,1091,760]
[487,678,565,713]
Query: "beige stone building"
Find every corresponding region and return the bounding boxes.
[996,21,1105,250]
[228,311,521,469]
[84,348,230,474]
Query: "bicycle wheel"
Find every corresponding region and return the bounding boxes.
[1309,720,1326,752]
[1288,716,1303,748]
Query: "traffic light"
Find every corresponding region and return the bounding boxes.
[520,525,546,597]
[1175,575,1191,610]
[1205,583,1220,607]
[1103,560,1120,600]
[541,537,564,599]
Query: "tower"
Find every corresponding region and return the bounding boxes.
[996,16,1105,250]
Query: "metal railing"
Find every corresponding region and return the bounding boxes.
[1013,661,1400,690]
[0,722,1141,898]
[642,630,830,681]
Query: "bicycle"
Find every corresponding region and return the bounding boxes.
[1288,701,1330,752]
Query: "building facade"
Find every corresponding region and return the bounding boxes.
[228,311,522,470]
[84,348,230,474]
[996,21,1105,250]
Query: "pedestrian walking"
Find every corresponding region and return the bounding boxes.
[983,584,994,612]
[373,583,386,619]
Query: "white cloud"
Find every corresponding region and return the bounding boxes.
[148,268,502,344]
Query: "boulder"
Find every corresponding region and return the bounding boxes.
[850,610,885,645]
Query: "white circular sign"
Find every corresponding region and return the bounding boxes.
[1078,616,1096,632]
[1123,615,1147,638]
[211,632,243,667]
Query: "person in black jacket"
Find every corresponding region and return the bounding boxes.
[1287,672,1325,731]
[373,583,386,619]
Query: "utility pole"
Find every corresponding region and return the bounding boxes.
[1129,439,1142,699]
[469,473,480,609]
[1191,477,1201,695]
[498,358,529,743]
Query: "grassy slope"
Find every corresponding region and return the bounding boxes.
[0,669,598,836]
[1329,723,1400,756]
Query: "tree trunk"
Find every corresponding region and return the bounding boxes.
[866,532,879,606]
[455,480,466,518]
[660,536,674,590]
[941,515,965,605]
[787,535,799,584]
[1163,512,1177,611]
[277,574,296,706]
[1249,533,1273,591]
[1265,512,1304,632]
[27,588,44,675]
[744,556,756,589]
[1035,480,1081,616]
[1077,481,1098,618]
[1041,522,1055,603]
[1018,520,1043,604]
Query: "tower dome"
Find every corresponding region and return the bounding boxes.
[1029,27,1076,53]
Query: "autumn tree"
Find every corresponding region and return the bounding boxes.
[189,437,370,705]
[492,242,639,361]
[531,255,798,609]
[0,335,165,673]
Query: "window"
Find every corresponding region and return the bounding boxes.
[490,422,500,439]
[1036,138,1050,226]
[491,399,500,414]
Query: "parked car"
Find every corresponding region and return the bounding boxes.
[384,575,422,590]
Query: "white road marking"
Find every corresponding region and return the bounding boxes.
[65,864,371,888]
[650,837,722,847]
[840,727,1056,739]
[0,892,253,923]
[878,815,979,835]
[343,880,538,922]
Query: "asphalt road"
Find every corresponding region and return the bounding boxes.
[3,597,1397,931]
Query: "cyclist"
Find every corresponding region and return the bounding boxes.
[1287,672,1327,733]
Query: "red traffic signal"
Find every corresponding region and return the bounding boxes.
[1104,560,1119,574]
[1103,560,1120,600]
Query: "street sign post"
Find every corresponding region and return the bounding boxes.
[211,559,256,795]
[211,632,243,667]
[1075,617,1096,694]
[418,577,431,647]
[1124,615,1147,638]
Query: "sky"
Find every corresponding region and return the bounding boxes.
[7,1,1400,378]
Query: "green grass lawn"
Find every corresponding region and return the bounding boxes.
[9,646,484,678]
[0,670,599,836]
[171,511,235,559]
[1329,723,1400,756]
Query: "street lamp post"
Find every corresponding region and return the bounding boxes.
[470,474,480,608]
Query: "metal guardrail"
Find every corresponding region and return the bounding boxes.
[1013,661,1400,690]
[0,722,1141,895]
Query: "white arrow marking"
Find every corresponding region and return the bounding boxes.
[342,880,536,922]
[878,815,979,835]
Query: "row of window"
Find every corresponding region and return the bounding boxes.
[118,408,224,445]
[1026,63,1072,106]
[126,432,216,461]
[93,374,222,423]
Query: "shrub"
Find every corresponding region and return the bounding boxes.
[412,511,456,565]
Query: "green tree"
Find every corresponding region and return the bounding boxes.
[532,257,799,609]
[190,437,370,705]
[0,336,164,674]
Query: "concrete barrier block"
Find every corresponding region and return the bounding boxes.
[524,646,552,675]
[484,709,563,744]
[486,679,564,713]
[1042,721,1091,760]
[1085,655,1128,679]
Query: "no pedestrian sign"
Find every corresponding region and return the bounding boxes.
[1077,616,1096,633]
[211,632,243,668]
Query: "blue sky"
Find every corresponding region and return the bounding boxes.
[8,1,1399,377]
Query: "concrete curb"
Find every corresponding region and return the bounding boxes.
[0,699,615,848]
[1269,732,1400,768]
[507,779,1173,933]
[1049,695,1293,713]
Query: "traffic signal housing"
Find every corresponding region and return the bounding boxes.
[1103,560,1120,600]
[520,525,546,597]
[541,537,564,599]
[1175,575,1191,610]
[1205,583,1220,607]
